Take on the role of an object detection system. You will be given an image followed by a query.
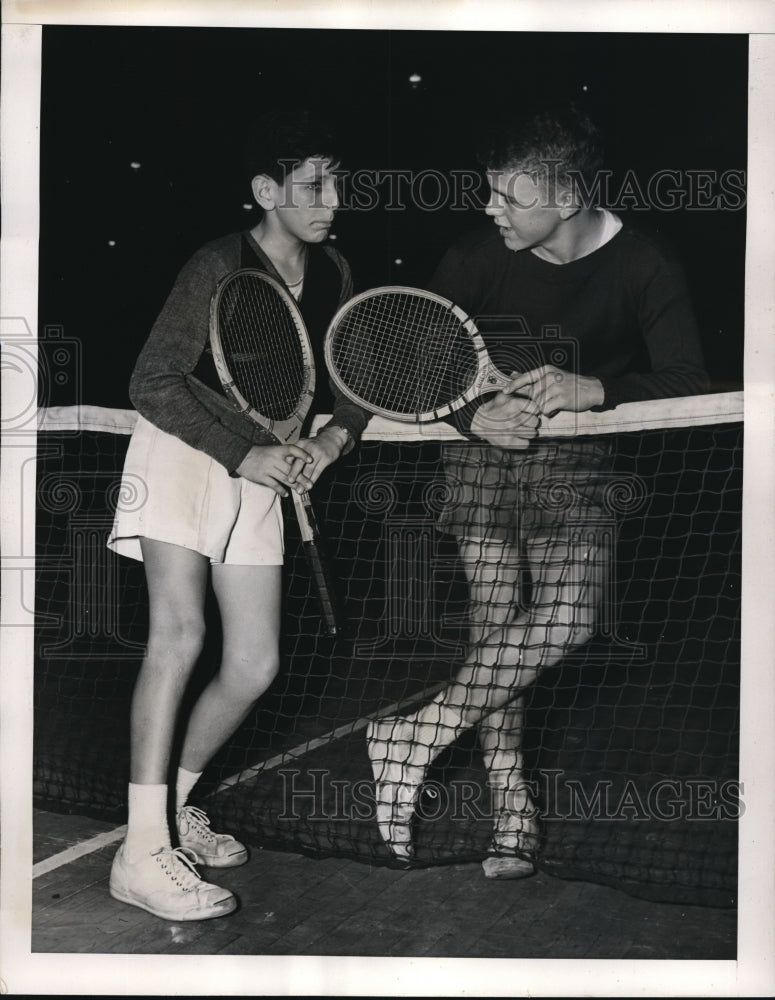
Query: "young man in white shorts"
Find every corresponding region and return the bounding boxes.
[108,111,367,921]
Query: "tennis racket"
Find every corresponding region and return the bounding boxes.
[210,268,342,636]
[325,286,515,422]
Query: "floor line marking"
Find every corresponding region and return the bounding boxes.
[214,681,446,792]
[33,825,127,879]
[33,681,445,877]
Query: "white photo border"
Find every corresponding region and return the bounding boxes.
[1,2,773,996]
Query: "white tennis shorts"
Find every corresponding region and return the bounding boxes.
[107,414,284,565]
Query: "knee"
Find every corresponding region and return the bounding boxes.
[570,598,600,643]
[221,650,281,703]
[250,653,281,696]
[558,608,598,652]
[525,605,597,659]
[147,611,207,666]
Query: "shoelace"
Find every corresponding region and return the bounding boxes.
[179,805,216,841]
[154,846,202,890]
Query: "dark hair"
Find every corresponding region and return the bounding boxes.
[243,109,338,184]
[477,102,603,192]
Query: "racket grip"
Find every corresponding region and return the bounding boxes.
[301,539,342,637]
[292,490,343,637]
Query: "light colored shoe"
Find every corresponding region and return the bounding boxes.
[482,784,541,880]
[366,715,427,862]
[109,843,237,921]
[176,806,248,868]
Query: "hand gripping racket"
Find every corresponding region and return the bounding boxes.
[324,286,514,421]
[210,268,342,636]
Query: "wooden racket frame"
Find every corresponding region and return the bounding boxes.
[209,267,341,636]
[209,269,315,442]
[324,285,511,423]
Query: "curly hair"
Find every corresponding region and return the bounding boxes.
[478,103,604,194]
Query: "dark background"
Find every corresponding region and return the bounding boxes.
[38,27,748,408]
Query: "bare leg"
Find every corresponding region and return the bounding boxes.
[459,536,539,877]
[367,532,607,858]
[130,539,210,783]
[179,563,282,772]
[418,533,606,732]
[478,698,540,878]
[459,536,525,778]
[171,563,282,869]
[112,539,236,921]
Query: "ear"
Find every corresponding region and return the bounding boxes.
[556,185,578,220]
[251,174,279,211]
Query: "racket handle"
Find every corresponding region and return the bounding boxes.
[301,539,342,636]
[292,491,343,637]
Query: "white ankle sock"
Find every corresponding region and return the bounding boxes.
[175,767,203,813]
[123,783,171,862]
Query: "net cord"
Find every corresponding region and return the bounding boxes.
[37,391,744,439]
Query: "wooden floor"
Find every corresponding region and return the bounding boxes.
[32,808,736,960]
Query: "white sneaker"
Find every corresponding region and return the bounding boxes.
[177,805,248,868]
[109,843,237,920]
[482,786,541,880]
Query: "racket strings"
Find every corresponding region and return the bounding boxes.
[330,292,479,415]
[219,275,308,420]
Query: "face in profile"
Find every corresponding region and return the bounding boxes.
[485,168,568,254]
[269,156,341,244]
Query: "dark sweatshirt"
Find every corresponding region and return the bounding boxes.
[428,221,709,433]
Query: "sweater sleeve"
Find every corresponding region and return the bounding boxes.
[597,243,710,409]
[128,242,263,473]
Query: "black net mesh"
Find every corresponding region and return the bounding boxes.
[34,404,741,907]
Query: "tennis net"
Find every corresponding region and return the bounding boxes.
[34,392,742,906]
